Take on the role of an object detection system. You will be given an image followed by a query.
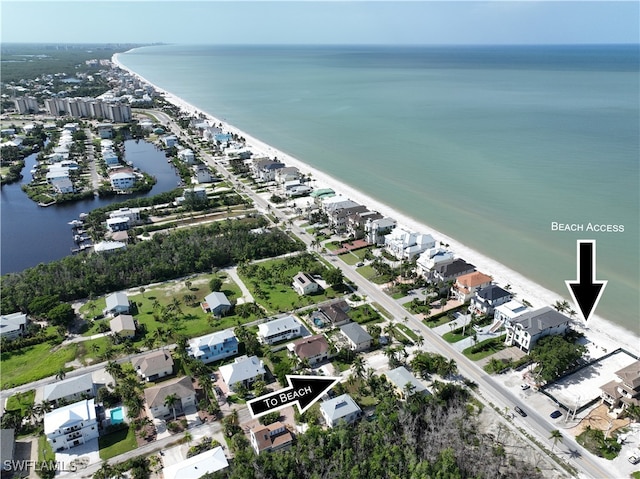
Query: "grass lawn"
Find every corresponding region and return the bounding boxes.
[349,304,383,325]
[99,426,137,460]
[395,323,420,342]
[39,435,55,463]
[442,331,468,343]
[462,335,507,361]
[5,389,35,415]
[324,241,340,252]
[338,252,359,265]
[372,303,392,320]
[1,342,77,389]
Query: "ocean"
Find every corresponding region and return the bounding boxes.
[118,44,639,334]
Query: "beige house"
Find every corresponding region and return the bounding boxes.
[601,361,640,417]
[288,334,330,366]
[249,421,294,454]
[132,350,174,382]
[144,376,196,419]
[110,314,136,338]
[292,272,319,296]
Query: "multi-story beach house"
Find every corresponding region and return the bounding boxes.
[600,361,640,417]
[469,285,513,316]
[257,315,302,345]
[219,355,266,391]
[252,158,285,182]
[384,228,436,260]
[450,271,493,303]
[292,272,320,296]
[320,394,362,428]
[44,399,98,451]
[346,210,382,240]
[431,259,475,285]
[42,373,95,408]
[415,247,455,279]
[109,169,136,191]
[188,329,238,364]
[364,217,397,246]
[249,421,294,454]
[340,323,372,352]
[504,306,571,352]
[144,376,197,420]
[177,148,196,164]
[327,203,368,233]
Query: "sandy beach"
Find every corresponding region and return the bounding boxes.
[113,52,639,357]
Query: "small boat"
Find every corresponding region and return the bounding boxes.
[68,219,83,227]
[79,213,88,219]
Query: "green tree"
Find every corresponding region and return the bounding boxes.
[164,393,179,421]
[549,429,563,452]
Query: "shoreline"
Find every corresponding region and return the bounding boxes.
[112,52,639,356]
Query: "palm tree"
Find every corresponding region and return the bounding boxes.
[164,393,180,421]
[105,361,123,381]
[184,430,193,445]
[352,355,366,381]
[55,368,66,381]
[549,429,563,452]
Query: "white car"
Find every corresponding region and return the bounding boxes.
[629,455,639,465]
[520,383,530,390]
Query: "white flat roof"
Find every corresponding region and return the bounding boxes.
[163,446,228,479]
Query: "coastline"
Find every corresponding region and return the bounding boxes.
[112,52,639,356]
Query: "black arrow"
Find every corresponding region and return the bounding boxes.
[247,375,340,419]
[565,240,607,322]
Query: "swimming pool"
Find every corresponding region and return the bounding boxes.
[110,407,124,424]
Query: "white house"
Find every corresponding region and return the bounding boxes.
[469,285,513,316]
[450,271,493,303]
[415,247,455,278]
[493,300,529,330]
[340,323,372,352]
[178,148,195,164]
[104,292,130,316]
[320,394,362,428]
[188,329,239,364]
[163,446,229,479]
[219,355,265,391]
[292,272,320,296]
[257,315,302,345]
[504,307,571,353]
[109,170,136,190]
[0,312,29,341]
[42,373,95,407]
[384,228,436,260]
[162,135,178,147]
[201,292,231,317]
[44,399,98,451]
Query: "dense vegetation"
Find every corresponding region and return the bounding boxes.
[530,330,586,383]
[209,388,542,479]
[0,218,304,313]
[0,43,140,83]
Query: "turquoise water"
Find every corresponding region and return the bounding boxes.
[119,45,639,333]
[110,407,124,424]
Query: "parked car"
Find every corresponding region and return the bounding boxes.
[514,406,527,417]
[520,383,530,390]
[629,455,639,465]
[356,262,364,267]
[550,410,563,419]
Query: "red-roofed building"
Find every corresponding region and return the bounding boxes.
[450,271,493,303]
[249,421,294,454]
[288,334,330,366]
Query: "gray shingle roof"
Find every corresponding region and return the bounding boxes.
[476,285,511,301]
[340,322,372,344]
[43,373,94,402]
[512,306,570,336]
[320,393,361,422]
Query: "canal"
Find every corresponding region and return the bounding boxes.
[1,139,181,274]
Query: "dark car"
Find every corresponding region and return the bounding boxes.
[514,406,527,417]
[550,410,562,419]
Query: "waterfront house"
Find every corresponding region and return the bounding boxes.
[288,334,330,366]
[219,355,266,391]
[163,446,228,479]
[292,272,320,296]
[201,292,231,317]
[106,217,130,232]
[109,207,141,225]
[51,177,75,194]
[257,315,302,345]
[109,169,136,191]
[188,329,238,364]
[249,421,294,454]
[328,203,369,233]
[491,300,529,332]
[132,350,174,382]
[385,366,429,400]
[104,292,130,316]
[96,123,113,139]
[275,166,300,184]
[600,361,640,417]
[450,271,493,303]
[347,210,382,240]
[194,164,214,183]
[431,259,475,285]
[340,323,372,352]
[252,158,285,182]
[504,306,570,352]
[144,376,196,420]
[384,228,436,260]
[42,373,95,408]
[162,135,178,148]
[110,314,136,338]
[320,394,362,428]
[0,312,28,341]
[415,247,455,279]
[94,241,127,254]
[177,148,196,164]
[44,399,98,451]
[469,285,513,316]
[317,300,351,327]
[364,217,397,246]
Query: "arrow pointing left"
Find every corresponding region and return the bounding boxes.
[247,375,340,419]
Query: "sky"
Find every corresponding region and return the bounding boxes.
[1,1,638,45]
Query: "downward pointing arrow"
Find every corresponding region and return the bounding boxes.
[565,240,607,322]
